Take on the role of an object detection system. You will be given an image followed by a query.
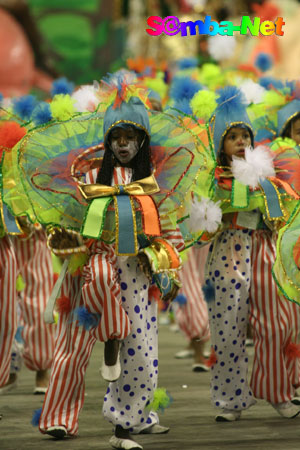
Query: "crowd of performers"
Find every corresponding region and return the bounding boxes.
[0,56,300,450]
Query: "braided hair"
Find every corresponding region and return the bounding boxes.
[96,128,151,185]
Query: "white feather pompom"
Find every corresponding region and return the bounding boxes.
[72,85,99,112]
[231,145,275,189]
[188,197,222,233]
[207,35,237,61]
[240,79,266,105]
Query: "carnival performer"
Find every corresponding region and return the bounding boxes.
[5,76,203,449]
[196,86,300,421]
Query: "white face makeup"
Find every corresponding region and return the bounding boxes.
[110,126,140,165]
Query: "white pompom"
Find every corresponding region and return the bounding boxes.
[231,145,275,189]
[188,197,222,233]
[71,85,99,112]
[240,79,266,104]
[207,35,237,61]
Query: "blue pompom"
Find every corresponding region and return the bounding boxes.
[51,77,74,96]
[173,98,192,115]
[74,306,100,330]
[31,407,42,426]
[177,57,198,70]
[169,76,202,101]
[216,86,246,115]
[31,102,52,125]
[15,326,24,344]
[173,293,187,306]
[202,280,215,303]
[254,52,273,72]
[12,95,37,121]
[259,76,284,90]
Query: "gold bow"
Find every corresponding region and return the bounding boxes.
[78,174,159,199]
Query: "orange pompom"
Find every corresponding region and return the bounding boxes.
[149,285,161,303]
[205,347,217,368]
[286,342,300,360]
[56,295,72,314]
[0,121,26,150]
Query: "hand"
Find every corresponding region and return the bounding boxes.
[137,253,152,281]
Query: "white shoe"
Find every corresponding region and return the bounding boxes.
[174,349,194,359]
[101,353,121,382]
[215,409,241,422]
[132,424,170,435]
[34,386,47,395]
[45,426,67,439]
[109,435,143,449]
[271,401,300,418]
[192,363,209,372]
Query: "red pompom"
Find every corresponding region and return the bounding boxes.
[205,347,217,368]
[0,121,26,150]
[56,295,72,314]
[286,342,300,360]
[149,285,161,303]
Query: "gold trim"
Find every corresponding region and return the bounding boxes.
[104,120,150,141]
[279,111,300,137]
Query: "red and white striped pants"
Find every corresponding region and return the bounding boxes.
[0,235,17,386]
[176,246,210,341]
[249,230,300,404]
[80,241,131,341]
[11,230,55,372]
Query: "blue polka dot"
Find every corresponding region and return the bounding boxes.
[246,258,250,263]
[226,378,231,383]
[121,296,126,302]
[235,244,241,251]
[231,279,236,284]
[215,270,220,277]
[146,417,152,424]
[214,386,218,390]
[147,322,151,330]
[137,328,142,333]
[110,407,115,412]
[138,410,142,414]
[235,283,241,289]
[118,268,122,274]
[130,392,135,397]
[232,340,237,345]
[138,366,144,371]
[123,384,131,392]
[221,256,227,261]
[151,316,156,322]
[235,389,242,396]
[121,282,128,290]
[216,401,220,406]
[120,411,124,415]
[126,421,130,426]
[134,305,140,313]
[132,278,136,283]
[153,359,158,367]
[128,348,135,356]
[125,405,131,410]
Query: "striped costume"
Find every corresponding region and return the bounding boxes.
[175,246,210,342]
[39,166,185,435]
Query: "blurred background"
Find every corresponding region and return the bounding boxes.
[0,0,300,96]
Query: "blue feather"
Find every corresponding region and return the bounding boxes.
[259,76,284,90]
[14,326,24,344]
[74,306,100,330]
[177,57,198,70]
[31,407,42,426]
[12,95,37,121]
[31,102,52,125]
[202,280,215,303]
[51,77,74,96]
[173,293,187,306]
[255,52,273,72]
[216,86,246,115]
[169,77,202,101]
[173,98,192,115]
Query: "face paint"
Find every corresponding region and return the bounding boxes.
[110,127,140,164]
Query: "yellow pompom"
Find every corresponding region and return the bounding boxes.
[147,387,172,412]
[50,94,76,121]
[199,63,223,89]
[263,90,285,108]
[144,77,168,101]
[190,90,217,120]
[16,273,25,292]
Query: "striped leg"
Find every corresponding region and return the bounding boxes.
[249,230,298,403]
[0,236,17,387]
[175,246,210,341]
[13,230,55,371]
[39,274,97,435]
[81,242,131,342]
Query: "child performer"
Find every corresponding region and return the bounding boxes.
[8,79,199,449]
[204,86,300,421]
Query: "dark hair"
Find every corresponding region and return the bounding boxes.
[96,129,151,185]
[281,112,300,138]
[218,124,254,166]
